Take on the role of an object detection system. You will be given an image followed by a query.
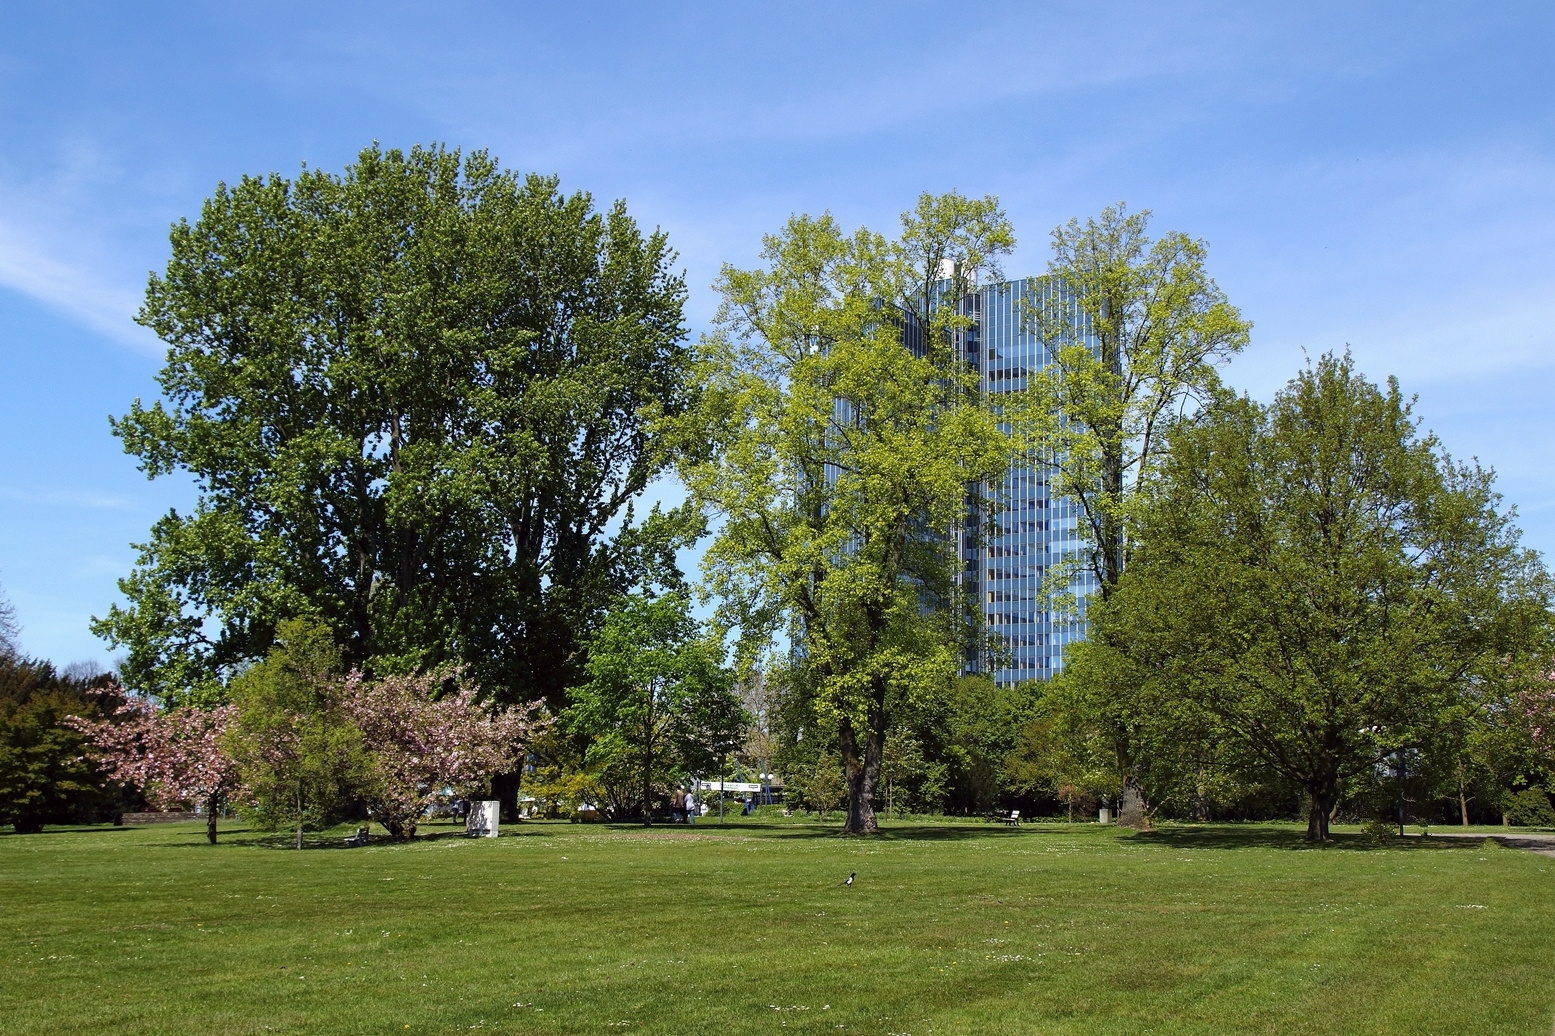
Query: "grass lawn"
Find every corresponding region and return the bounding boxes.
[1,818,1552,1035]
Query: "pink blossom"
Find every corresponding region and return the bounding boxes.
[340,669,548,840]
[68,684,240,843]
[1522,674,1555,757]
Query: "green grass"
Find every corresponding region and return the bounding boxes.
[2,818,1552,1035]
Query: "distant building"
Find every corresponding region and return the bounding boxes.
[953,278,1095,685]
[812,276,1095,687]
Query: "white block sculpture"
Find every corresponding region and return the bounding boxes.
[465,800,500,838]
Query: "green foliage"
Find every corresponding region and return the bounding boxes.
[0,657,120,832]
[679,192,1015,832]
[1360,818,1397,844]
[798,751,846,818]
[936,677,1040,814]
[1452,632,1555,822]
[224,619,367,845]
[520,718,606,819]
[775,674,1049,819]
[879,675,1044,816]
[523,767,608,820]
[1014,203,1251,602]
[1502,786,1555,827]
[1068,352,1552,841]
[1042,649,1304,822]
[880,728,945,815]
[1003,693,1114,807]
[565,591,744,822]
[1004,204,1250,819]
[94,143,696,706]
[1459,713,1547,824]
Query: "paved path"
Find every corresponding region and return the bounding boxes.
[1416,831,1555,857]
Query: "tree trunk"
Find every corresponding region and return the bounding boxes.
[838,694,885,835]
[841,749,877,834]
[492,770,520,823]
[1458,768,1470,826]
[1305,788,1333,842]
[1118,776,1149,829]
[205,794,219,845]
[642,741,654,827]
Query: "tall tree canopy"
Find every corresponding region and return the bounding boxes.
[1016,203,1251,600]
[1010,204,1251,823]
[1067,353,1551,840]
[679,192,1013,834]
[95,144,695,706]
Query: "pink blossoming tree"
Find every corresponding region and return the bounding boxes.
[341,669,548,840]
[1523,675,1555,761]
[70,686,240,844]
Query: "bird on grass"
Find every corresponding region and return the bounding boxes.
[842,872,855,886]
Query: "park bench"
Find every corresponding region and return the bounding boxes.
[343,826,369,847]
[1002,810,1021,826]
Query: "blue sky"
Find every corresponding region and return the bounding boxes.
[1,2,1552,668]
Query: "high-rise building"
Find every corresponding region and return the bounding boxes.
[953,278,1095,686]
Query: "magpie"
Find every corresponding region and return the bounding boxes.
[843,872,855,886]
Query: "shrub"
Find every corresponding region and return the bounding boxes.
[1502,787,1555,828]
[1361,817,1396,844]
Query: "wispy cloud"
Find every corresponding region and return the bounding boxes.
[0,216,156,350]
[0,485,138,511]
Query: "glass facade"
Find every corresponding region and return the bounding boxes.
[956,278,1095,686]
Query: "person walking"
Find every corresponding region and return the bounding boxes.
[685,789,697,826]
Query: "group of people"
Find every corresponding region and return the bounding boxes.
[668,786,773,821]
[670,787,699,824]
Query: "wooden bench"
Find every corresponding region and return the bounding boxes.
[343,826,369,847]
[1001,810,1021,827]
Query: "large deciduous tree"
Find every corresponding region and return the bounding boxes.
[1070,353,1550,841]
[680,193,1013,834]
[1011,204,1251,824]
[94,143,695,709]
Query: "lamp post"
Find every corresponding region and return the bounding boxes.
[1397,748,1408,838]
